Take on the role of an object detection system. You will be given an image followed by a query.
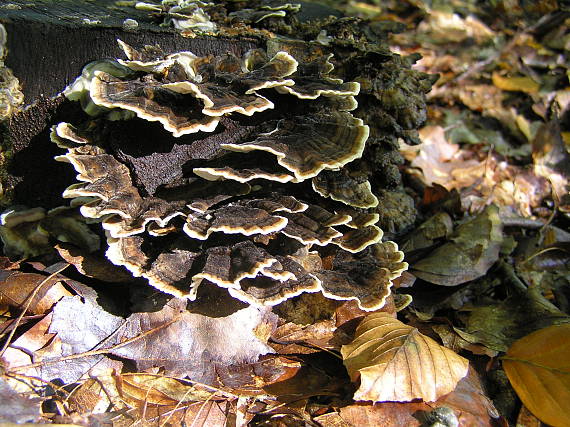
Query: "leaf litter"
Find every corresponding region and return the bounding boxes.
[1,0,569,425]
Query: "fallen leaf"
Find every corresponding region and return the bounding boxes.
[270,320,337,354]
[67,378,113,415]
[412,205,503,286]
[110,298,277,383]
[325,366,498,426]
[2,314,59,386]
[461,284,570,352]
[216,355,302,395]
[417,11,495,44]
[492,73,540,93]
[116,373,218,406]
[0,270,72,314]
[402,126,550,216]
[502,324,570,427]
[400,212,453,253]
[532,117,570,213]
[338,401,428,426]
[516,404,543,427]
[432,324,499,357]
[263,361,346,403]
[341,312,469,402]
[0,377,41,423]
[45,295,124,383]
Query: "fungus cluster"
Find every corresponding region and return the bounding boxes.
[52,40,407,310]
[0,23,24,121]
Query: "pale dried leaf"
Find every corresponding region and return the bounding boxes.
[341,312,469,402]
[533,118,570,213]
[0,377,41,423]
[110,298,277,382]
[3,314,59,385]
[116,373,216,406]
[46,295,124,383]
[402,126,550,216]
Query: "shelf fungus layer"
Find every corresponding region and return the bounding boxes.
[53,40,407,311]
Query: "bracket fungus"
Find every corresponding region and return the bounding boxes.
[51,39,409,311]
[0,23,24,121]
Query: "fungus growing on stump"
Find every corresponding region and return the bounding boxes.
[52,40,407,311]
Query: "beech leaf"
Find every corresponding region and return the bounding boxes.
[341,312,469,402]
[502,324,570,427]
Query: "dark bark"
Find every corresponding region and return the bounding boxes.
[0,0,258,208]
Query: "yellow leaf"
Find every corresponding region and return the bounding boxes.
[502,324,570,427]
[341,312,469,402]
[492,72,539,93]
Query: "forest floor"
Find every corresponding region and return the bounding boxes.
[0,0,569,426]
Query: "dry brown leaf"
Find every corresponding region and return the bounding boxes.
[263,361,346,403]
[2,314,59,385]
[216,355,302,395]
[502,324,570,427]
[45,295,124,383]
[55,243,134,283]
[0,377,41,423]
[115,373,217,406]
[67,378,113,415]
[402,126,550,216]
[532,118,570,213]
[111,375,234,427]
[341,312,469,402]
[0,270,72,314]
[270,320,337,354]
[318,366,498,426]
[516,404,543,427]
[417,11,495,44]
[432,324,499,357]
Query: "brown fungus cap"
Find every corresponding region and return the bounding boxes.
[90,72,220,137]
[162,51,298,117]
[193,166,295,184]
[317,241,407,311]
[183,205,288,240]
[53,42,408,311]
[56,145,186,238]
[312,170,379,209]
[221,111,369,181]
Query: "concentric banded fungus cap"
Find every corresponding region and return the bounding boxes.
[317,241,407,311]
[76,42,300,137]
[312,170,379,208]
[53,41,408,311]
[221,112,369,182]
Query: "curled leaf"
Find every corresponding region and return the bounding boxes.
[341,312,469,402]
[503,324,570,427]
